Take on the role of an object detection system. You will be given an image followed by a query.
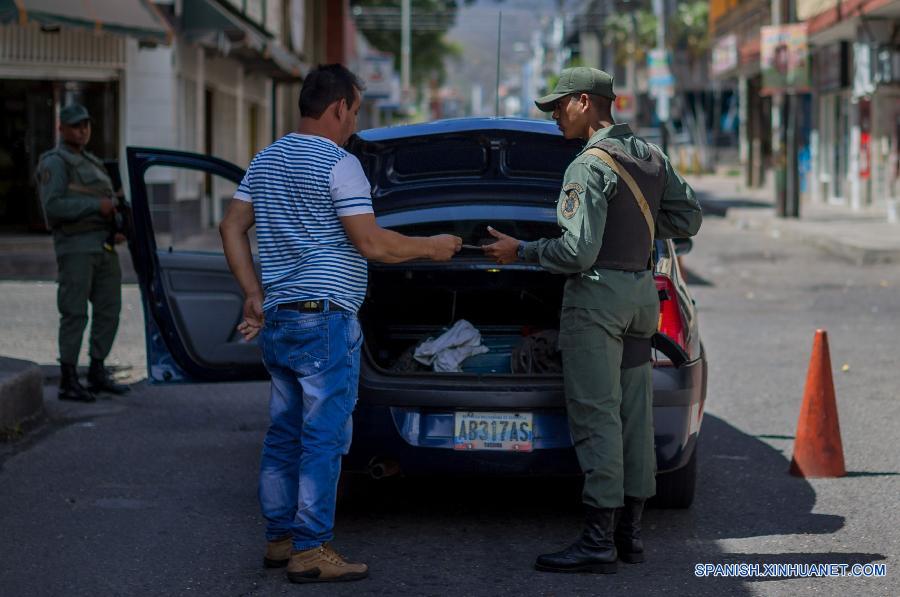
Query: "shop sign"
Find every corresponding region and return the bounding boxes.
[761,24,810,95]
[711,35,739,78]
[853,42,876,99]
[875,47,900,85]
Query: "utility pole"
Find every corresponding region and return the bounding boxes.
[652,0,669,155]
[401,0,411,107]
[771,0,784,216]
[771,0,799,217]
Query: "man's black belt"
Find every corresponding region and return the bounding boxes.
[276,300,348,313]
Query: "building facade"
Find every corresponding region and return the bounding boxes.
[0,0,352,240]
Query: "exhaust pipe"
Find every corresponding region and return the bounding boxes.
[367,458,401,480]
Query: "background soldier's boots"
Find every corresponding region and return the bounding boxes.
[263,535,292,568]
[286,544,368,583]
[87,359,130,395]
[615,496,646,563]
[58,364,95,402]
[534,506,618,574]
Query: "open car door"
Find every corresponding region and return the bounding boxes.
[126,147,267,383]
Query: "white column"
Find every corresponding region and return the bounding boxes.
[195,46,205,154]
[196,46,207,227]
[235,66,245,166]
[849,100,861,210]
[268,78,277,142]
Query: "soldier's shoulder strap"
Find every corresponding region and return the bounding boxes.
[583,146,655,244]
[82,150,105,168]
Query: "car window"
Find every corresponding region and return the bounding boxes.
[504,140,579,177]
[142,164,254,254]
[391,138,487,179]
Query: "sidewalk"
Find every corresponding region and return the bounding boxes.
[686,173,900,266]
[0,233,137,281]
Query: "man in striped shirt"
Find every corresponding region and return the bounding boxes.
[220,64,461,584]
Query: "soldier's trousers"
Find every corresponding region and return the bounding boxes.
[56,251,121,366]
[558,270,660,509]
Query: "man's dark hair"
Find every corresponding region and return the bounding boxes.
[298,64,365,118]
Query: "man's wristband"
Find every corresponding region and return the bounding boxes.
[517,241,526,260]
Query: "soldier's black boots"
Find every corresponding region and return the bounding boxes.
[615,496,646,563]
[87,359,130,395]
[534,506,618,574]
[59,364,95,402]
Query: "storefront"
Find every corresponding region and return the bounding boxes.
[811,42,852,204]
[0,0,305,240]
[0,26,131,231]
[0,1,169,232]
[805,0,900,211]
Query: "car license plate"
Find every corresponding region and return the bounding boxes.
[453,412,533,452]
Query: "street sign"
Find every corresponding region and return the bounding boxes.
[361,54,394,100]
[647,49,674,99]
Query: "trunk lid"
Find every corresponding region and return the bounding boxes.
[347,117,583,213]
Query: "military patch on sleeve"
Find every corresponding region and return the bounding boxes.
[561,182,583,219]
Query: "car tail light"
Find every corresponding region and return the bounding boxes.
[654,274,688,364]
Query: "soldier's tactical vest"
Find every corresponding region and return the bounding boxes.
[589,140,666,271]
[38,146,114,234]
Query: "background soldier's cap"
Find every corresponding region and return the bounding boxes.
[534,67,616,112]
[60,103,91,125]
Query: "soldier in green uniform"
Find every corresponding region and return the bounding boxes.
[483,67,702,574]
[37,103,129,402]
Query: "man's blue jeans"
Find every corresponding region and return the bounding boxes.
[258,306,362,550]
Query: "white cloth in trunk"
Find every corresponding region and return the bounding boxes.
[413,319,489,372]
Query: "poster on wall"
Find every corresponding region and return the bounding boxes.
[761,24,810,95]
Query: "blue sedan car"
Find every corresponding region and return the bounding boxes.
[125,118,707,508]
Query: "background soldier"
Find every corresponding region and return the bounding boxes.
[483,67,702,574]
[37,103,129,402]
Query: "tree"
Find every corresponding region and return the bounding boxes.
[669,1,710,60]
[602,10,657,64]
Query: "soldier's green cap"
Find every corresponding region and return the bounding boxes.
[535,67,616,112]
[60,103,91,125]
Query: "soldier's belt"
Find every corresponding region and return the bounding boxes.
[56,220,109,235]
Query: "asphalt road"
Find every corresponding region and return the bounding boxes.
[1,207,898,596]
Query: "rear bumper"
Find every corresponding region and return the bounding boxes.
[347,356,706,475]
[357,355,705,409]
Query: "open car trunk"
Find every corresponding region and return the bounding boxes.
[360,264,567,376]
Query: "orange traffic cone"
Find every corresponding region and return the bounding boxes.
[789,329,846,477]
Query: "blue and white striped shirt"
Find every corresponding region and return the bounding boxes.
[234,133,373,312]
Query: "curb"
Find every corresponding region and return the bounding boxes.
[0,357,44,438]
[725,208,900,266]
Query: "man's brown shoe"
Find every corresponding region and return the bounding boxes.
[263,535,292,568]
[286,543,368,583]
